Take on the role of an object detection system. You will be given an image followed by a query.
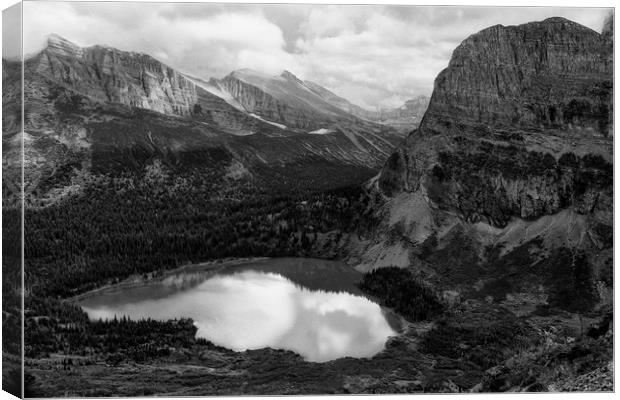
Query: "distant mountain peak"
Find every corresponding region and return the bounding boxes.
[229,68,273,80]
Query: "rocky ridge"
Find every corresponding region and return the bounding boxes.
[356,17,612,304]
[378,17,612,226]
[217,69,361,131]
[31,34,198,116]
[4,35,407,205]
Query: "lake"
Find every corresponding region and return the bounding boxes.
[77,258,398,362]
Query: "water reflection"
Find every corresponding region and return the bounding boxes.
[80,269,396,362]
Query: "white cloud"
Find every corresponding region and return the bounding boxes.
[21,2,611,110]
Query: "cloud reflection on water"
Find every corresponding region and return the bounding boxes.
[81,270,396,362]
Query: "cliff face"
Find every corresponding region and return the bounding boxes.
[357,18,613,305]
[218,69,354,131]
[30,34,198,116]
[421,18,612,137]
[379,17,612,227]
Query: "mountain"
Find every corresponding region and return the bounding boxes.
[33,34,198,116]
[302,79,430,132]
[301,79,378,121]
[356,17,612,304]
[5,34,406,203]
[217,69,355,130]
[369,95,430,132]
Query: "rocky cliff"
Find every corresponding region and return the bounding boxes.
[356,17,613,308]
[379,17,612,225]
[30,34,199,116]
[218,69,356,131]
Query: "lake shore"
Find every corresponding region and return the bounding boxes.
[67,257,269,303]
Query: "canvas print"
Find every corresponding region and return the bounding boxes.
[1,1,614,397]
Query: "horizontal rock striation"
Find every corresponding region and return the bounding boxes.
[29,34,198,116]
[422,17,612,137]
[218,70,353,131]
[379,17,613,228]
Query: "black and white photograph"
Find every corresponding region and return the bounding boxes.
[1,0,615,397]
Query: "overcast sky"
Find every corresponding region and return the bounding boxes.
[13,2,612,109]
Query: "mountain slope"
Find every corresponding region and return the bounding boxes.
[303,80,429,132]
[218,69,354,130]
[214,69,404,153]
[357,17,613,308]
[6,35,406,203]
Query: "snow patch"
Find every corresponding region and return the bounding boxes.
[248,113,287,129]
[308,128,335,135]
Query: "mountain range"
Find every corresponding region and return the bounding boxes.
[4,33,430,204]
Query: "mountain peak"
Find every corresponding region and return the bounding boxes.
[280,70,303,84]
[45,33,83,57]
[541,16,573,24]
[533,16,599,34]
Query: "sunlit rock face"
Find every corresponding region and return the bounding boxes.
[30,34,198,116]
[80,270,396,363]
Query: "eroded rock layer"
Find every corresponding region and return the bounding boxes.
[361,17,613,309]
[379,17,612,227]
[32,34,198,116]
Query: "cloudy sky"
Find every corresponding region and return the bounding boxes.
[13,1,612,109]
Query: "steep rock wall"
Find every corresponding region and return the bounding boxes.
[378,17,613,228]
[30,34,198,116]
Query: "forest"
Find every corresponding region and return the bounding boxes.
[358,267,444,321]
[24,161,380,298]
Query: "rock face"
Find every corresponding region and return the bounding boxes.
[213,69,404,163]
[379,17,613,227]
[358,17,613,305]
[422,18,612,137]
[31,34,198,116]
[217,69,358,131]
